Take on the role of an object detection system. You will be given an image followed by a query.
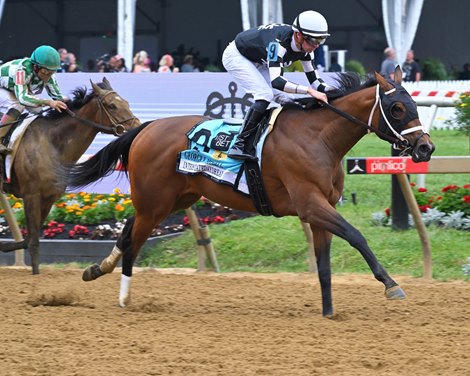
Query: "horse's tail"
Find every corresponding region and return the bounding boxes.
[66,121,151,189]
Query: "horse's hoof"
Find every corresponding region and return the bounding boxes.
[119,294,131,308]
[385,285,406,300]
[82,264,103,281]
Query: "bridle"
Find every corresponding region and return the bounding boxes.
[65,90,138,136]
[320,82,427,155]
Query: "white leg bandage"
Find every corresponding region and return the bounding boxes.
[100,246,123,273]
[119,274,132,307]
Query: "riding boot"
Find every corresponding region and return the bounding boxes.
[227,107,266,160]
[0,112,20,156]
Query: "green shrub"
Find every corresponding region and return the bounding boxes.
[345,59,366,76]
[422,58,450,80]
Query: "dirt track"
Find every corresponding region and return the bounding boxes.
[0,267,469,376]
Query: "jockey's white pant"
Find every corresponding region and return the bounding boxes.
[222,41,302,106]
[0,88,42,115]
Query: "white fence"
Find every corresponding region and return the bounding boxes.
[403,80,468,129]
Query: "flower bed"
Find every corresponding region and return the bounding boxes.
[0,190,257,241]
[373,183,470,230]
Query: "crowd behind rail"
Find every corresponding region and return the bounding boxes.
[1,45,469,80]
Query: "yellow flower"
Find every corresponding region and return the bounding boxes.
[108,197,116,202]
[115,204,124,211]
[12,202,23,209]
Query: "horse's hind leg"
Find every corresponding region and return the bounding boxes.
[82,216,135,282]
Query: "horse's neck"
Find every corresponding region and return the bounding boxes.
[55,115,99,163]
[322,87,377,157]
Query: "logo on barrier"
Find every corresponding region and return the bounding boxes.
[346,159,366,174]
[204,81,253,119]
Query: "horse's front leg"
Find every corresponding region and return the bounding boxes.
[310,226,334,317]
[23,196,43,275]
[334,214,406,299]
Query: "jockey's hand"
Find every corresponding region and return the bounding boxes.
[307,87,328,104]
[47,99,68,112]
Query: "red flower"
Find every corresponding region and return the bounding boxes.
[410,182,416,187]
[183,216,190,226]
[464,184,470,189]
[418,187,427,192]
[212,216,225,223]
[419,205,431,213]
[385,208,390,217]
[463,196,470,203]
[442,185,459,192]
[68,230,76,238]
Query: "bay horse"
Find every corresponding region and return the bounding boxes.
[0,77,140,275]
[66,68,435,317]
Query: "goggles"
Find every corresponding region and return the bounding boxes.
[303,35,327,46]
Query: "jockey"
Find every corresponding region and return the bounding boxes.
[0,45,68,155]
[222,10,331,160]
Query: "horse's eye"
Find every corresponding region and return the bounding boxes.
[109,103,117,110]
[390,103,404,119]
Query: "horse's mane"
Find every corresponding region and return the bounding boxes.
[285,72,378,111]
[43,81,110,119]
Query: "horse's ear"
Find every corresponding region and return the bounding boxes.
[374,71,394,91]
[90,80,104,96]
[394,65,403,84]
[102,76,113,90]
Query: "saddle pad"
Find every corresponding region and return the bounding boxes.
[5,115,38,179]
[177,109,281,195]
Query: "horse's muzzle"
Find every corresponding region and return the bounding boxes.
[411,137,435,162]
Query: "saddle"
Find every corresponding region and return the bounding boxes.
[178,108,283,216]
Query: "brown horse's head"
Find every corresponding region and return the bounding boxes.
[90,77,141,135]
[374,67,435,162]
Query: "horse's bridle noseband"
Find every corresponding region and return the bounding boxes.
[66,90,138,136]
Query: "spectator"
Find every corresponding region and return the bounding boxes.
[180,54,199,72]
[96,54,113,72]
[328,56,342,72]
[458,63,470,80]
[110,54,128,72]
[158,54,178,73]
[402,50,421,82]
[57,48,68,72]
[132,51,152,73]
[380,47,397,80]
[313,44,326,72]
[63,52,81,73]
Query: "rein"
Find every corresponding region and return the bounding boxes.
[66,90,137,136]
[319,84,425,152]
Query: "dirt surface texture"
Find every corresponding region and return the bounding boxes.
[0,267,468,376]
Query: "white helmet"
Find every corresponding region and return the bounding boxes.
[292,10,330,38]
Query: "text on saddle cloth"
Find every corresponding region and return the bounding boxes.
[176,108,282,195]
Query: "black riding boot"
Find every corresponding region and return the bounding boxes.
[227,107,266,160]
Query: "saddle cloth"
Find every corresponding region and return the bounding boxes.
[5,115,37,180]
[177,108,281,195]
